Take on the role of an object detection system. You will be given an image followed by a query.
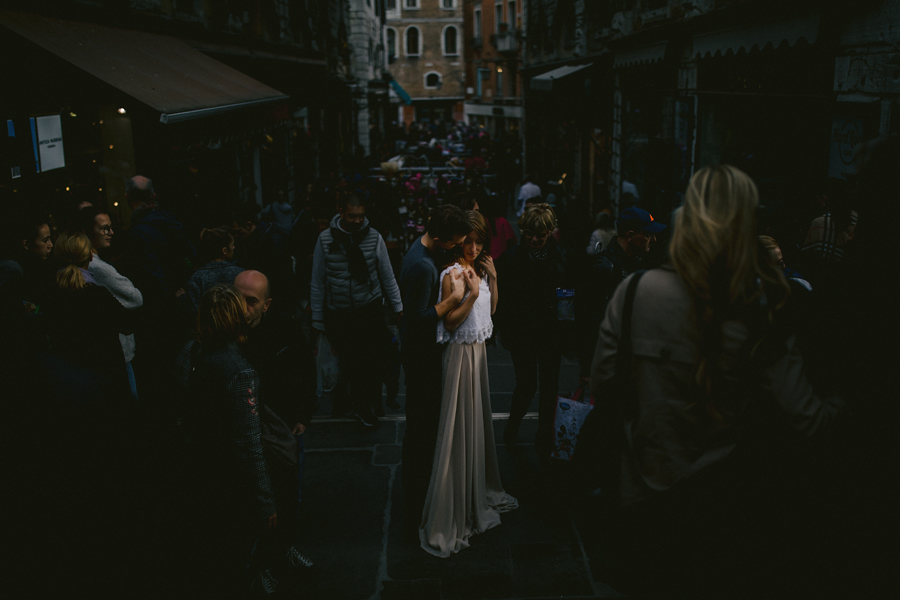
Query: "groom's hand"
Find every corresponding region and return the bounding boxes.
[449,269,465,303]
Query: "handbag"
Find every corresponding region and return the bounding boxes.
[573,270,645,501]
[552,385,594,461]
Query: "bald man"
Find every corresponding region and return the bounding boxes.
[235,269,317,573]
[122,175,195,410]
[234,270,273,328]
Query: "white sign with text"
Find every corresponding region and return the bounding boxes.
[36,115,65,172]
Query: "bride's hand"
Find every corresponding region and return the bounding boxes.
[478,255,496,280]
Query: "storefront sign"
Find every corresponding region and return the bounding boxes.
[828,118,862,179]
[35,115,65,172]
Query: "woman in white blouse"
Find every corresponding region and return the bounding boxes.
[419,210,518,558]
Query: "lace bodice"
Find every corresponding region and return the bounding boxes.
[436,264,493,345]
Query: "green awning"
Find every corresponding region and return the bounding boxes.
[389,79,412,106]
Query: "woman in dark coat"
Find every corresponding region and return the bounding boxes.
[175,284,278,594]
[495,203,567,451]
[45,231,136,401]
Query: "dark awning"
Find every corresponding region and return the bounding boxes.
[692,14,820,58]
[0,10,288,124]
[530,63,592,92]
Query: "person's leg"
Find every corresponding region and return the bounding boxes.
[125,361,138,402]
[400,343,443,527]
[323,310,353,417]
[535,336,562,450]
[358,303,390,418]
[384,327,402,410]
[505,344,538,444]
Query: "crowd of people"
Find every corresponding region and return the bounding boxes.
[3,128,897,598]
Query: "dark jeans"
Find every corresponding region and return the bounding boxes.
[400,340,444,522]
[324,301,389,415]
[506,336,561,447]
[251,453,301,576]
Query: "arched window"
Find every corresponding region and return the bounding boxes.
[425,72,442,89]
[406,26,420,56]
[443,25,459,56]
[386,28,397,61]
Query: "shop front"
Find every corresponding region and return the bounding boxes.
[1,10,290,229]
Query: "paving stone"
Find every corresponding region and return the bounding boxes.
[299,450,389,600]
[436,544,515,599]
[380,578,441,600]
[374,444,402,465]
[306,420,398,449]
[509,542,594,598]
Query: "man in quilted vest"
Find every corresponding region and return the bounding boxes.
[310,191,403,428]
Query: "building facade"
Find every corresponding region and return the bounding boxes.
[523,0,900,222]
[462,0,525,138]
[385,0,466,127]
[348,0,392,159]
[1,0,354,228]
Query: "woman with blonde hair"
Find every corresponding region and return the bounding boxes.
[175,284,278,593]
[495,203,567,450]
[759,234,812,292]
[589,165,843,597]
[45,231,136,399]
[420,210,518,557]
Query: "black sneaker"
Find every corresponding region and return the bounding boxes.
[251,569,279,595]
[385,398,401,411]
[373,404,385,418]
[353,411,380,428]
[286,546,315,570]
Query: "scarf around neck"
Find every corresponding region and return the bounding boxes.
[330,222,371,284]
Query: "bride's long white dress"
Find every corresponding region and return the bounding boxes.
[419,264,518,558]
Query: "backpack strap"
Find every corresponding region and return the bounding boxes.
[618,270,645,364]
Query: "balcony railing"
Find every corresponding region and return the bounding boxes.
[470,36,483,49]
[496,30,518,53]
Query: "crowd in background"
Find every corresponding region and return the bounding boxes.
[2,122,897,598]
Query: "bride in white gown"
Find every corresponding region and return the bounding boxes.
[419,210,518,558]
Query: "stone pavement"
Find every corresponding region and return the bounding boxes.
[293,343,626,600]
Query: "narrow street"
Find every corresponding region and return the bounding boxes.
[298,345,624,599]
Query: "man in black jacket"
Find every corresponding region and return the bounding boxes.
[234,269,318,582]
[123,176,196,413]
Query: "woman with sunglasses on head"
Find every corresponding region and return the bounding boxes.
[420,210,518,557]
[495,203,567,452]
